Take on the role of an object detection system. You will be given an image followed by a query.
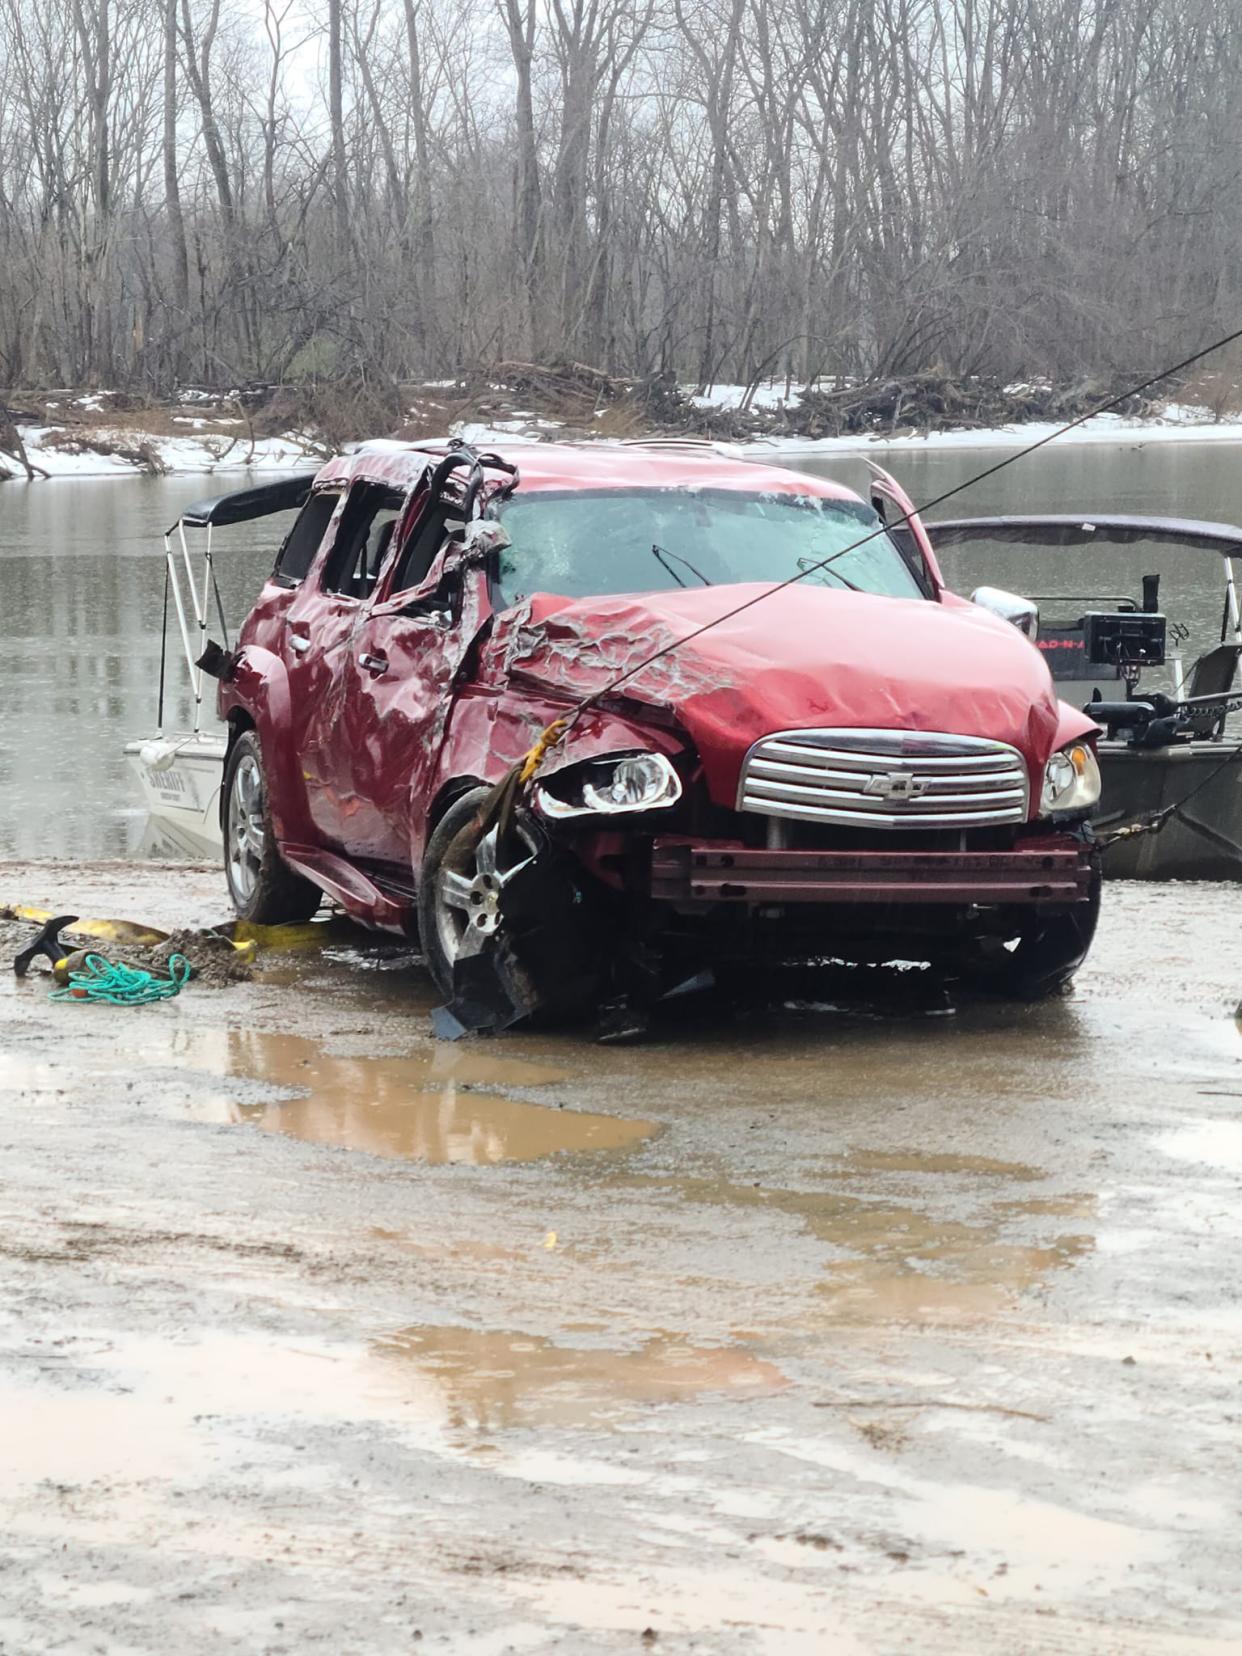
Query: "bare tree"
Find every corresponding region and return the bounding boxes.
[1,0,1240,394]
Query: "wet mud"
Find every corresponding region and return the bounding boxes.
[2,864,1242,1651]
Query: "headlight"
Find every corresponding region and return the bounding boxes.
[1040,741,1101,815]
[534,752,683,819]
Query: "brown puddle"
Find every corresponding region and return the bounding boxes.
[373,1325,788,1431]
[1,1325,785,1514]
[627,1170,1095,1326]
[135,1028,654,1165]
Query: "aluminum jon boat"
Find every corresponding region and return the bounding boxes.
[124,472,317,858]
[924,514,1242,880]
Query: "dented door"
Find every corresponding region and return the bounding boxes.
[323,534,493,868]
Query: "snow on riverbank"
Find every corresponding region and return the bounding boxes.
[456,405,1242,458]
[746,407,1242,456]
[8,394,1242,479]
[683,385,1242,454]
[7,426,322,479]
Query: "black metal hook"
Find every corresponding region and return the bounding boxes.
[14,915,79,977]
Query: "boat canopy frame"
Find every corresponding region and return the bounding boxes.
[924,513,1242,650]
[159,471,319,734]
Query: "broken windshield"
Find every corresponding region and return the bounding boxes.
[493,487,923,605]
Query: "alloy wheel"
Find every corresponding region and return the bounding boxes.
[227,752,265,904]
[433,823,536,966]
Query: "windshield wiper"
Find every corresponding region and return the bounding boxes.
[796,556,860,593]
[652,543,712,587]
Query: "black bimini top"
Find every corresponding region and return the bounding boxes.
[175,471,319,532]
[924,514,1242,558]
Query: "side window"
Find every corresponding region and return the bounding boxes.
[388,498,460,595]
[322,483,406,599]
[274,491,340,584]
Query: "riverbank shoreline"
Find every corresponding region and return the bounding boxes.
[5,380,1242,480]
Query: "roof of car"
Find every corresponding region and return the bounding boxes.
[313,438,860,503]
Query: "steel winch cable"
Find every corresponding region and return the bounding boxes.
[503,321,1242,791]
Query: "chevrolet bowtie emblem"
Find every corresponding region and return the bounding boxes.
[863,772,931,800]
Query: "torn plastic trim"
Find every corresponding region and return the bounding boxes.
[195,638,238,681]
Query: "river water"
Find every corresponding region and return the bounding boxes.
[2,441,1240,860]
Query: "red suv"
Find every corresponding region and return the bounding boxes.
[216,440,1102,1029]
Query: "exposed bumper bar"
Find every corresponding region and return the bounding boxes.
[649,838,1093,905]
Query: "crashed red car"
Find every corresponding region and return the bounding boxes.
[214,439,1103,1029]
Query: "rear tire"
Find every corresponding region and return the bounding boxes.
[222,730,321,924]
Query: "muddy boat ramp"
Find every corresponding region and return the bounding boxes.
[1,859,1239,1652]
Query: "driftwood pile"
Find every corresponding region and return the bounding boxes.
[468,361,1162,442]
[0,362,1175,479]
[789,374,1160,438]
[460,359,754,437]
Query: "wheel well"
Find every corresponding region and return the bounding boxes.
[224,709,254,758]
[426,776,486,836]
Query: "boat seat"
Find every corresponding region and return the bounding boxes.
[1187,641,1241,697]
[1183,641,1242,738]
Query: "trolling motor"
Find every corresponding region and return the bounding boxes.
[1088,690,1183,747]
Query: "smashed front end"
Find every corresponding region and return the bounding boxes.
[521,722,1099,1011]
[449,523,1104,1027]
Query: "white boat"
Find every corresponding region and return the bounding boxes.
[124,730,229,858]
[124,474,317,858]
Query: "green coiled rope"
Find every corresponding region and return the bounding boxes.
[49,952,192,1005]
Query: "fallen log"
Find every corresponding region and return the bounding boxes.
[0,403,48,478]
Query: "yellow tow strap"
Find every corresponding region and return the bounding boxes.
[8,905,168,949]
[517,717,571,786]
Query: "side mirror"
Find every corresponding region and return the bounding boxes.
[441,517,511,580]
[972,585,1039,639]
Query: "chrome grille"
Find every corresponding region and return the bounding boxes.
[737,728,1029,830]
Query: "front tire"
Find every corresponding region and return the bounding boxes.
[222,731,321,924]
[418,787,599,1022]
[964,872,1102,1001]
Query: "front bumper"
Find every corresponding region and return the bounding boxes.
[649,836,1094,906]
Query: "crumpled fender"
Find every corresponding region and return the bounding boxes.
[418,683,686,861]
[219,645,316,844]
[1053,701,1101,750]
[454,691,683,782]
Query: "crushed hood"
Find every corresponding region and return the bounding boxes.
[490,584,1072,806]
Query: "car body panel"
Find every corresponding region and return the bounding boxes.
[866,460,946,595]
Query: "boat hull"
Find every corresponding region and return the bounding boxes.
[124,734,226,860]
[1098,742,1242,880]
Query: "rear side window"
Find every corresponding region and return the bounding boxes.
[323,483,406,599]
[274,491,339,584]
